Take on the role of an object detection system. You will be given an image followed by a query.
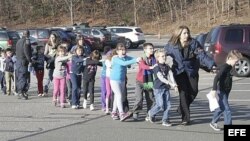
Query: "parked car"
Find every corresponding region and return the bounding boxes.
[204,24,250,77]
[195,32,208,48]
[106,26,145,49]
[0,29,20,52]
[75,32,103,51]
[75,28,112,51]
[17,28,50,47]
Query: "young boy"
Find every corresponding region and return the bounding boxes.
[123,43,156,121]
[146,49,178,127]
[0,50,6,95]
[4,48,14,96]
[209,50,243,131]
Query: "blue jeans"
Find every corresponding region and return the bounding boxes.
[148,88,171,122]
[211,91,232,125]
[71,74,82,106]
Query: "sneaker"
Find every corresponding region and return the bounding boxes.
[83,99,87,109]
[71,105,78,109]
[162,121,172,127]
[145,116,154,123]
[133,113,138,121]
[111,113,119,120]
[90,104,95,111]
[38,94,42,97]
[120,112,132,122]
[210,123,221,131]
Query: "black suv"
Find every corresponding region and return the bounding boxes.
[204,24,250,77]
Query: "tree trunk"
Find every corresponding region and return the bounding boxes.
[133,0,137,26]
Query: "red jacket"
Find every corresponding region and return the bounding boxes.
[136,59,152,82]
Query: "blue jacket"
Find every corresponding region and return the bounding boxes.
[71,55,85,74]
[164,39,215,77]
[110,56,137,81]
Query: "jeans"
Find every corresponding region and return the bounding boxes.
[71,74,82,106]
[148,88,171,122]
[211,91,232,125]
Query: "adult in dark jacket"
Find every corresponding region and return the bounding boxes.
[15,30,32,100]
[164,25,216,125]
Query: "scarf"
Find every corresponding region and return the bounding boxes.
[143,55,156,90]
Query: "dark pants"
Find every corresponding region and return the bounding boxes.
[132,81,154,114]
[82,79,95,104]
[175,72,198,123]
[16,61,29,94]
[0,71,6,94]
[35,70,44,94]
[66,78,72,100]
[44,68,54,93]
[71,74,82,106]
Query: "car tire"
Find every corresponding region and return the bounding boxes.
[233,57,250,77]
[125,39,132,49]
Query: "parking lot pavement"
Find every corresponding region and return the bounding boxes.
[0,69,249,141]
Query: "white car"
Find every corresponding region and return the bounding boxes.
[106,26,145,49]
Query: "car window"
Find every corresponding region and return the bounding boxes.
[0,31,8,40]
[82,29,91,34]
[122,28,133,33]
[8,32,20,40]
[38,30,49,39]
[92,29,100,35]
[205,27,219,43]
[225,29,243,43]
[29,30,36,38]
[135,28,143,33]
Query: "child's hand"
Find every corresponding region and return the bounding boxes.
[174,85,179,94]
[150,64,158,69]
[136,57,142,62]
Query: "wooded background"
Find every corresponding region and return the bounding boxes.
[1,0,250,34]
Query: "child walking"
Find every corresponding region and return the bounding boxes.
[70,46,85,109]
[4,48,14,96]
[32,46,46,96]
[209,50,243,131]
[146,49,178,127]
[52,45,72,108]
[82,50,102,111]
[110,43,141,121]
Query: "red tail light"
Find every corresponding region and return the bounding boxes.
[214,42,222,54]
[7,40,13,46]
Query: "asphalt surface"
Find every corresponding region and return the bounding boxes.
[0,36,249,141]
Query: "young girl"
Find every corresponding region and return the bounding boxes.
[100,47,112,112]
[82,50,102,111]
[104,50,117,114]
[146,49,178,127]
[32,46,46,96]
[70,46,85,109]
[53,45,72,108]
[209,50,243,131]
[110,43,141,121]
